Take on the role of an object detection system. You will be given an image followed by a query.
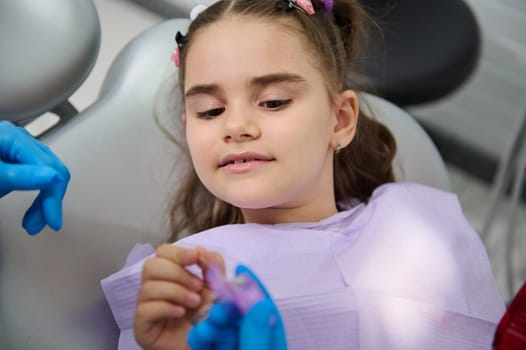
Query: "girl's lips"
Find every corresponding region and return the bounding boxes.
[218,152,273,167]
[221,159,273,173]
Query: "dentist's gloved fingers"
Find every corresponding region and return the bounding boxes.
[187,317,238,350]
[17,129,69,233]
[208,301,242,327]
[0,163,61,197]
[21,180,66,234]
[235,264,271,298]
[0,121,70,186]
[0,121,69,234]
[32,134,70,182]
[41,167,68,229]
[188,328,237,350]
[235,265,287,350]
[30,130,71,217]
[187,302,240,349]
[22,178,66,234]
[187,321,215,350]
[214,327,237,350]
[42,186,64,231]
[22,193,47,235]
[240,299,287,350]
[1,122,54,165]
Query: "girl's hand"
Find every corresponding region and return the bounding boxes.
[187,265,287,350]
[134,244,224,350]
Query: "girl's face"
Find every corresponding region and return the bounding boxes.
[183,16,357,224]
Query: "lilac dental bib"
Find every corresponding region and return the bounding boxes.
[102,182,505,350]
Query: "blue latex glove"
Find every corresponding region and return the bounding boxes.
[188,264,287,350]
[0,121,70,234]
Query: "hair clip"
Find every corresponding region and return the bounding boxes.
[172,3,213,68]
[190,4,208,21]
[172,31,188,68]
[277,0,315,15]
[171,47,181,68]
[321,0,334,13]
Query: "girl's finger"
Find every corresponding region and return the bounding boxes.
[138,280,202,308]
[142,257,203,292]
[135,300,186,323]
[199,248,226,272]
[155,244,201,266]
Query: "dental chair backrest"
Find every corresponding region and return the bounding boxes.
[0,4,450,350]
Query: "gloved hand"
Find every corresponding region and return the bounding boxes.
[0,121,70,234]
[187,264,287,350]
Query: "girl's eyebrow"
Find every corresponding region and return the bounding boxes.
[249,73,306,88]
[185,73,306,98]
[185,84,221,98]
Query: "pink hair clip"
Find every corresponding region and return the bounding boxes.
[171,46,181,68]
[172,4,210,68]
[205,264,265,314]
[281,0,333,15]
[292,0,314,15]
[291,0,315,15]
[172,31,187,68]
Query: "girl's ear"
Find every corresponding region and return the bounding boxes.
[181,112,187,123]
[331,89,359,150]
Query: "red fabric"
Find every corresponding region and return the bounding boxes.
[494,282,526,349]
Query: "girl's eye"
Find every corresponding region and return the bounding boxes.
[260,99,292,110]
[197,107,225,119]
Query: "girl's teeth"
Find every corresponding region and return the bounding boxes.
[232,158,257,164]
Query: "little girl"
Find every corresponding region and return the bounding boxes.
[102,0,505,349]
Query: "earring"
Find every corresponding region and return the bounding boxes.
[335,143,342,154]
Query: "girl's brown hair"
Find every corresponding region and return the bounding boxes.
[167,0,396,242]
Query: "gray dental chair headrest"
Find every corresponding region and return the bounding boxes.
[0,0,100,122]
[130,0,206,18]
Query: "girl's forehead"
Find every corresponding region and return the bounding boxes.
[185,16,316,82]
[190,15,305,55]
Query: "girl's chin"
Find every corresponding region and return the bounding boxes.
[221,196,280,210]
[227,201,273,210]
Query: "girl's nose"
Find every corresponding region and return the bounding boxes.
[223,108,260,143]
